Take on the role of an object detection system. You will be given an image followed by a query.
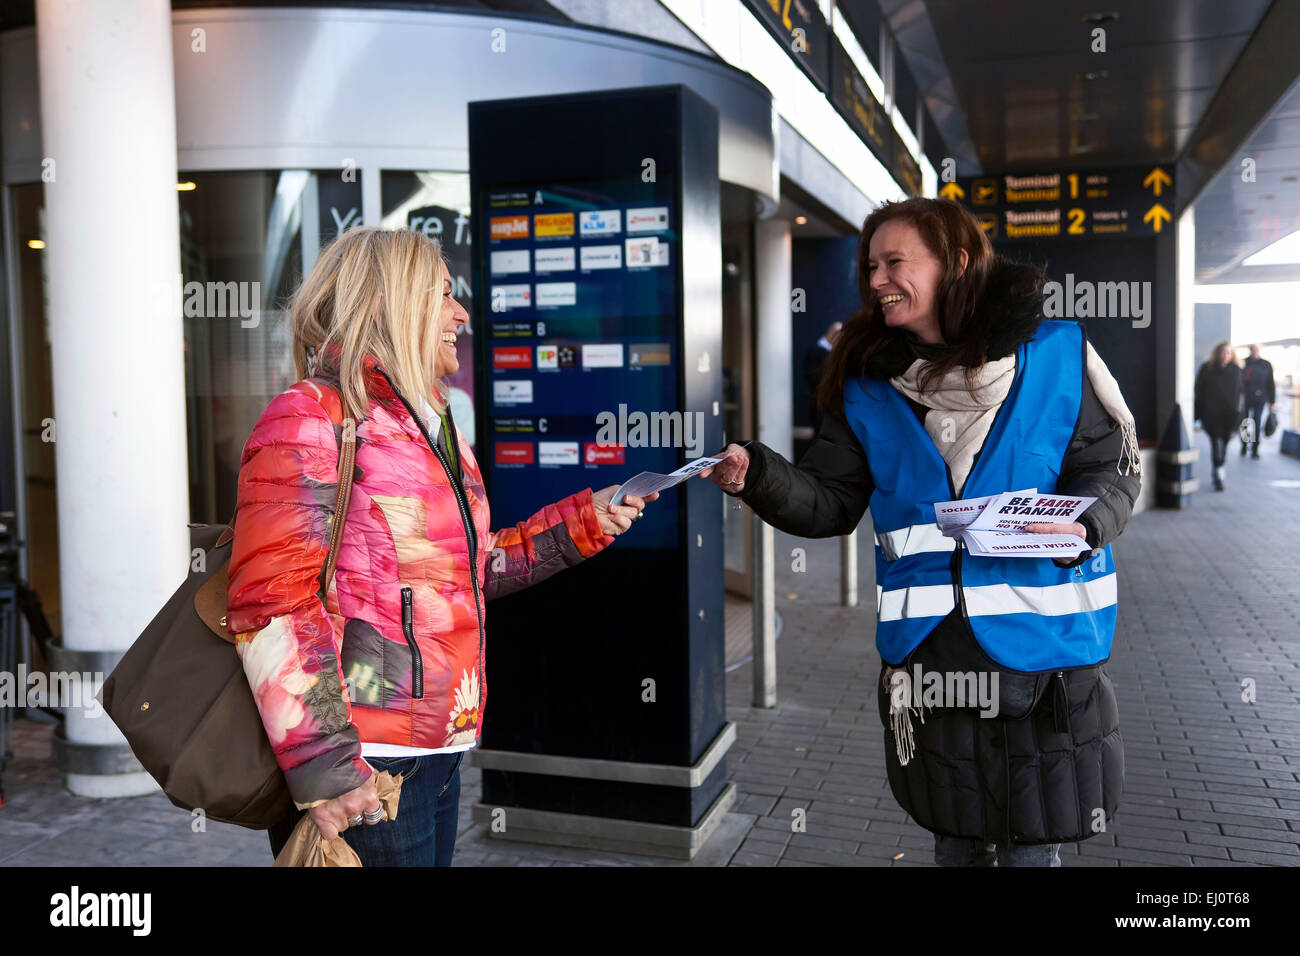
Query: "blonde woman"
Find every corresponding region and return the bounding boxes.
[225,226,655,866]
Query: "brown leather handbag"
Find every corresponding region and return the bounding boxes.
[101,391,356,829]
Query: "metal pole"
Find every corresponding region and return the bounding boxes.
[840,529,858,607]
[751,510,776,708]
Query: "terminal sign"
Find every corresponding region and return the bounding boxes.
[939,166,1174,240]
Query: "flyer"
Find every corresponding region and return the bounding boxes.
[933,489,1097,558]
[612,455,729,505]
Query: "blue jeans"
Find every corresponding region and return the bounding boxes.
[934,834,1061,867]
[268,751,465,867]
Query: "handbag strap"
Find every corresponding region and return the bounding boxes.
[319,414,356,594]
[311,378,357,596]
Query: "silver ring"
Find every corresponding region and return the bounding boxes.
[347,814,364,826]
[633,512,643,520]
[723,480,742,486]
[363,807,384,823]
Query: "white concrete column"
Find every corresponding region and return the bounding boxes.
[37,0,188,796]
[1175,206,1197,426]
[754,217,793,459]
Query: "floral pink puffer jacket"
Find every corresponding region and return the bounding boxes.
[226,352,611,807]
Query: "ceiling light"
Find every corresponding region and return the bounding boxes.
[27,239,44,249]
[176,181,197,191]
[795,216,808,225]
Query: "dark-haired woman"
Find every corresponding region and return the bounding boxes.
[701,198,1142,866]
[1193,342,1242,491]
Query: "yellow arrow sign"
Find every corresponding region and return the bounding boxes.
[939,181,965,201]
[1144,203,1171,232]
[1143,167,1171,196]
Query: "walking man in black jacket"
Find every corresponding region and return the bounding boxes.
[1240,345,1276,459]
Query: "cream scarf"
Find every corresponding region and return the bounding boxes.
[888,341,1140,495]
[882,339,1140,765]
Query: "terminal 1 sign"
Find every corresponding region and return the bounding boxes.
[939,165,1174,240]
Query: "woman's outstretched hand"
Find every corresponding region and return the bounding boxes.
[699,445,751,493]
[592,488,659,537]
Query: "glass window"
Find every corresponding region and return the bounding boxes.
[179,170,363,522]
[9,183,60,635]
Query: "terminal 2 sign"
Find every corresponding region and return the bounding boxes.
[939,166,1174,240]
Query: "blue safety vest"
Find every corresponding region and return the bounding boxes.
[843,320,1117,671]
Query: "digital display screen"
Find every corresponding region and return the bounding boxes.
[477,178,683,549]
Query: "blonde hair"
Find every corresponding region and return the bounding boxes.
[289,226,448,419]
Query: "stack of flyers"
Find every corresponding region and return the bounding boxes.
[933,488,1097,558]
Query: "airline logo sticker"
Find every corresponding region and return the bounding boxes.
[625,236,668,267]
[535,213,575,238]
[534,247,575,272]
[626,206,669,233]
[539,441,580,466]
[579,210,622,236]
[584,442,626,465]
[582,343,624,369]
[493,380,533,405]
[489,284,532,310]
[492,346,532,369]
[536,282,577,307]
[490,215,529,240]
[580,245,623,270]
[495,442,535,465]
[489,249,529,274]
[536,344,559,370]
[629,343,671,367]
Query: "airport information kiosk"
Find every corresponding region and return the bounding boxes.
[467,86,733,858]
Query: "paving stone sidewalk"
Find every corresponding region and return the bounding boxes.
[2,444,1297,867]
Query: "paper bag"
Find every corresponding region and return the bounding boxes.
[272,770,403,867]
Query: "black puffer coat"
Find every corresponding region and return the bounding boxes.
[733,258,1139,845]
[1194,360,1243,438]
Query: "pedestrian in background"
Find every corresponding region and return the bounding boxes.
[803,321,842,431]
[1194,341,1242,490]
[1240,344,1276,459]
[701,197,1140,867]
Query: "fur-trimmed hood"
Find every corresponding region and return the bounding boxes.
[863,257,1047,379]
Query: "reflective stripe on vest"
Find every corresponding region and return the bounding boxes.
[875,523,956,562]
[846,320,1118,671]
[877,574,1117,622]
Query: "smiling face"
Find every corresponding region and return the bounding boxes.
[866,219,962,345]
[433,271,469,379]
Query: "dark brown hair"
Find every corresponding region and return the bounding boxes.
[816,197,996,411]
